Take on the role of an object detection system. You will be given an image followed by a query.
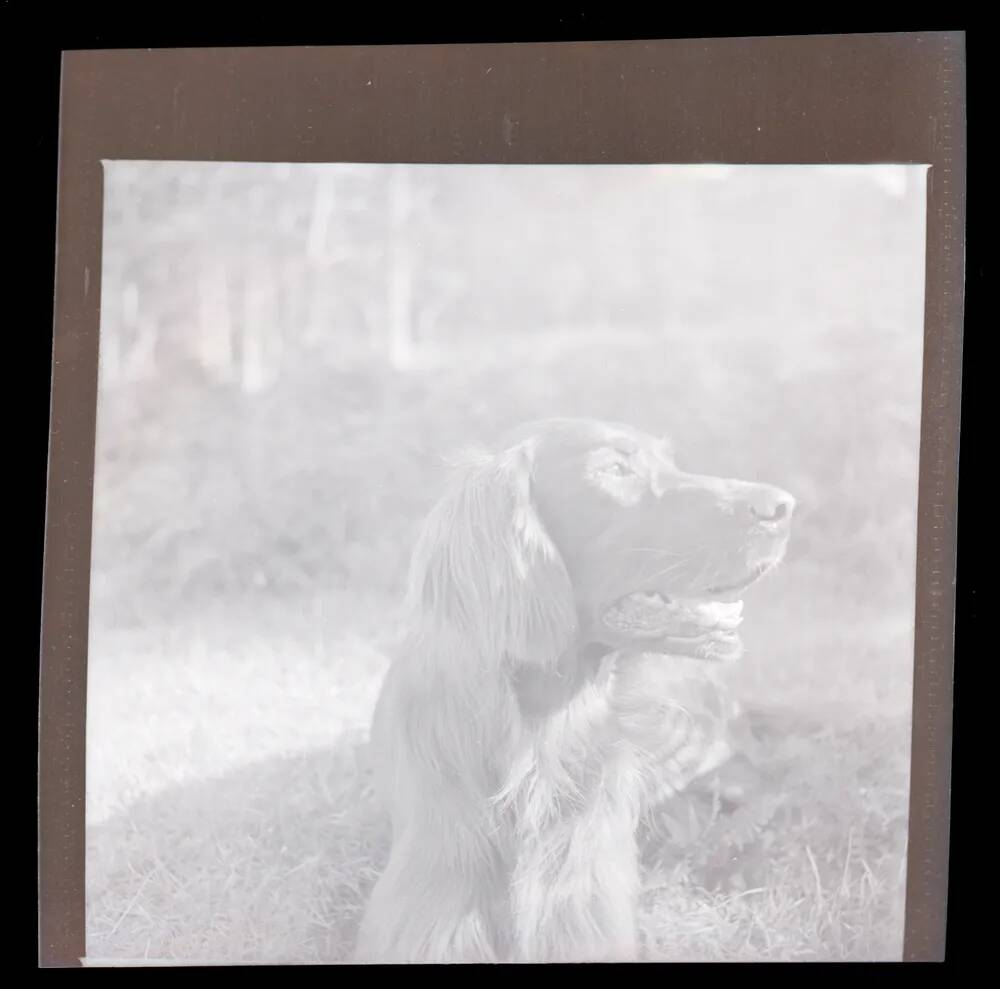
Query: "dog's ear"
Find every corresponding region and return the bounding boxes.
[407,439,577,669]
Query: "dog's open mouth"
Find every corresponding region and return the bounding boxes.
[700,564,771,601]
[601,565,774,662]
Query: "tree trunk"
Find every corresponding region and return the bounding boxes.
[240,251,279,394]
[387,166,414,369]
[196,253,235,381]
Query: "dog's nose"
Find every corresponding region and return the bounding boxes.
[746,485,796,525]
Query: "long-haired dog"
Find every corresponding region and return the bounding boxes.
[356,417,794,963]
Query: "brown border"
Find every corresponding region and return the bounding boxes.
[40,34,966,966]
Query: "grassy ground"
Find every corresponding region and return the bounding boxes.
[85,611,909,963]
[85,724,908,965]
[85,310,920,962]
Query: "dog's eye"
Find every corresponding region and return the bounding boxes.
[584,449,644,505]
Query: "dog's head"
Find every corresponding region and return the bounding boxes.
[521,418,794,662]
[408,417,794,672]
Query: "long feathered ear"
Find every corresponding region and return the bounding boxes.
[406,439,577,670]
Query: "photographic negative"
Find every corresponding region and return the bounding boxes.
[81,161,931,963]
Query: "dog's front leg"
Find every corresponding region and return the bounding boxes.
[355,830,506,964]
[507,796,641,963]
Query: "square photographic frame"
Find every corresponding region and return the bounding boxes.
[39,33,966,966]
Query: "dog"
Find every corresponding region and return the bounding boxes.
[355,417,794,963]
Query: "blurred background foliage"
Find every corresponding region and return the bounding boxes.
[93,162,925,654]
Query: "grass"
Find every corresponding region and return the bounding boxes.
[639,710,909,962]
[85,688,908,964]
[86,736,388,965]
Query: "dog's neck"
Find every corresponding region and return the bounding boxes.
[511,642,614,719]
